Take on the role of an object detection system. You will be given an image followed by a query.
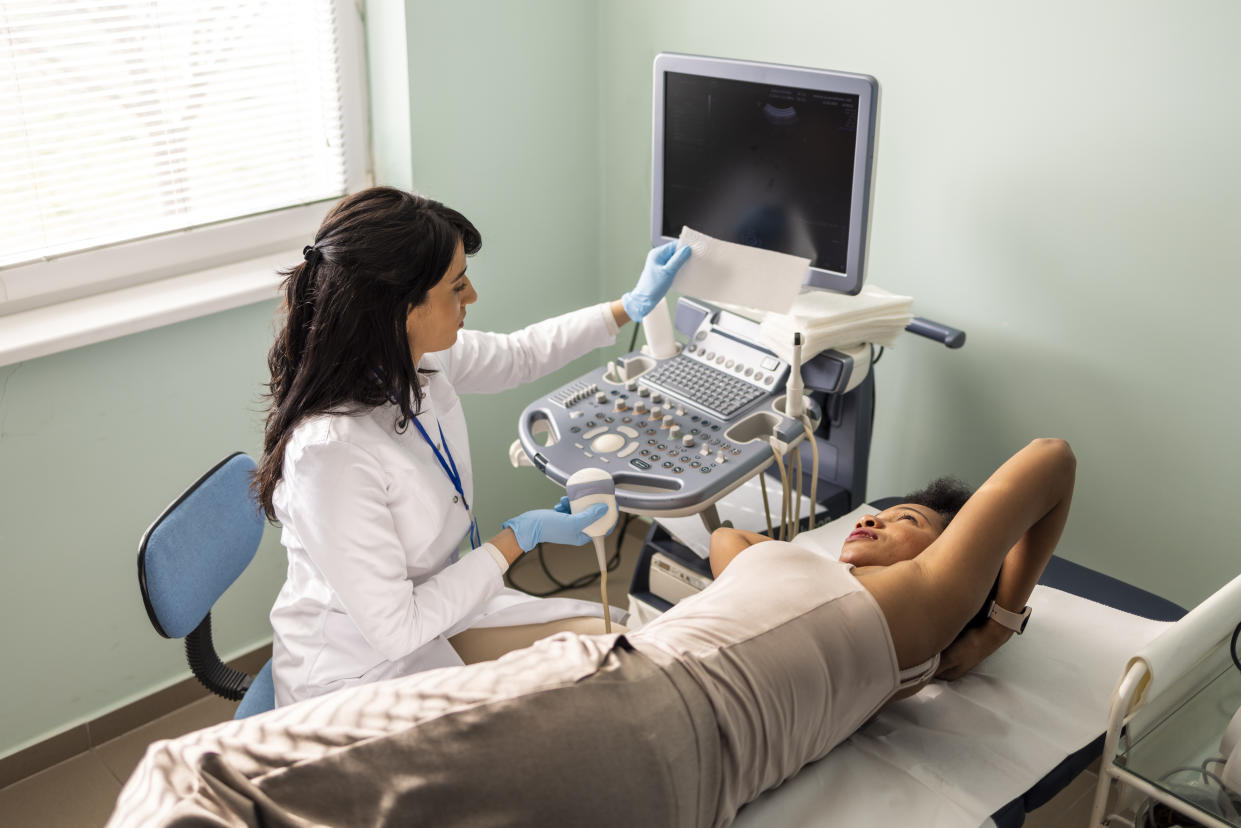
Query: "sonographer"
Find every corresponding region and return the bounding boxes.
[252,186,690,706]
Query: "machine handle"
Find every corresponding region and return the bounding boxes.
[905,316,966,349]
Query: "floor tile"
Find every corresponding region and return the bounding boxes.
[0,749,121,828]
[0,724,89,789]
[95,694,238,785]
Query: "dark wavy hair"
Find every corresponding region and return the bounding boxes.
[253,187,481,520]
[902,476,972,527]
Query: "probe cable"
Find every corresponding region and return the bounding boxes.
[1232,620,1241,674]
[801,415,820,531]
[592,536,613,634]
[759,466,775,537]
[769,439,791,541]
[784,453,794,539]
[506,515,630,598]
[793,448,804,539]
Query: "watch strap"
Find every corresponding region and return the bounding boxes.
[987,601,1032,634]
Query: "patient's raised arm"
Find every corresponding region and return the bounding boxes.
[857,438,1076,674]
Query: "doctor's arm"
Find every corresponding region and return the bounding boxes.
[287,441,513,661]
[441,243,690,393]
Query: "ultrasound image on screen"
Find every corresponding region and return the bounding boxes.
[662,72,859,274]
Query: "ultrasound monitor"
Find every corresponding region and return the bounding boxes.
[651,53,878,295]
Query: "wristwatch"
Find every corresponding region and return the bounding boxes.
[987,601,1032,634]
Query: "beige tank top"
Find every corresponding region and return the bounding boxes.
[628,541,928,822]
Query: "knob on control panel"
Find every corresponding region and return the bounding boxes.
[682,434,695,448]
[614,399,627,412]
[595,392,608,404]
[668,425,682,440]
[634,401,648,415]
[651,392,663,405]
[661,415,674,429]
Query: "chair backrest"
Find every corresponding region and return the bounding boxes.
[138,452,265,639]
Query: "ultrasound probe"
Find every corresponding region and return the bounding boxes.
[566,468,619,633]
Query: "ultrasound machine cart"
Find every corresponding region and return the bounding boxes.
[508,51,969,618]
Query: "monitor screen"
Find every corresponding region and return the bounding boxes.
[651,54,878,295]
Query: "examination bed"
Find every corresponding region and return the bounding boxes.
[636,497,1184,828]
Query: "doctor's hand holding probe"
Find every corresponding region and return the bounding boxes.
[253,186,691,707]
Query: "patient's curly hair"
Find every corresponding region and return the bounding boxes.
[901,476,972,527]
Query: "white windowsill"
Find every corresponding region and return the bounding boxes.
[0,253,286,367]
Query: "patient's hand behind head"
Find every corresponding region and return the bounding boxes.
[839,504,945,567]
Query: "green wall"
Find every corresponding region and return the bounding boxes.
[0,0,616,760]
[0,303,287,756]
[394,0,618,530]
[2,0,1238,761]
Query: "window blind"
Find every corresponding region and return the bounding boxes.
[0,0,351,269]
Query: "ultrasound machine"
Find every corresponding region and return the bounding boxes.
[502,55,1224,828]
[511,53,965,622]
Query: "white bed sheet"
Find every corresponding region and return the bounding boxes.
[730,508,1171,827]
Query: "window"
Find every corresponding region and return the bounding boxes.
[0,0,370,315]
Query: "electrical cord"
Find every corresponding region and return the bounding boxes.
[1232,620,1241,674]
[759,469,774,537]
[505,513,633,597]
[793,448,803,539]
[1133,761,1241,826]
[769,440,791,541]
[801,415,820,531]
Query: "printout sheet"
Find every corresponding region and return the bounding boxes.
[674,226,809,314]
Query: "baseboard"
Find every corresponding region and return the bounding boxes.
[0,643,271,789]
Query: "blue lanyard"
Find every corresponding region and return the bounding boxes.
[411,417,481,548]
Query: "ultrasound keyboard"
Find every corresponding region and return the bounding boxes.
[638,354,766,420]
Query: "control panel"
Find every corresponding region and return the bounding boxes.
[517,305,808,515]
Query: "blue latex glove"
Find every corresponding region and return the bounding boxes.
[621,242,692,322]
[502,501,609,552]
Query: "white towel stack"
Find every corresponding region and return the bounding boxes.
[755,285,914,362]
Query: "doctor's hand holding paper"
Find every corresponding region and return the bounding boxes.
[621,241,692,321]
[253,186,690,706]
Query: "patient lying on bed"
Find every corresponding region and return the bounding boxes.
[107,439,1075,828]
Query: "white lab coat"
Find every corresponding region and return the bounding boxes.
[270,303,624,706]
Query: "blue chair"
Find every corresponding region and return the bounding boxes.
[137,452,276,718]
